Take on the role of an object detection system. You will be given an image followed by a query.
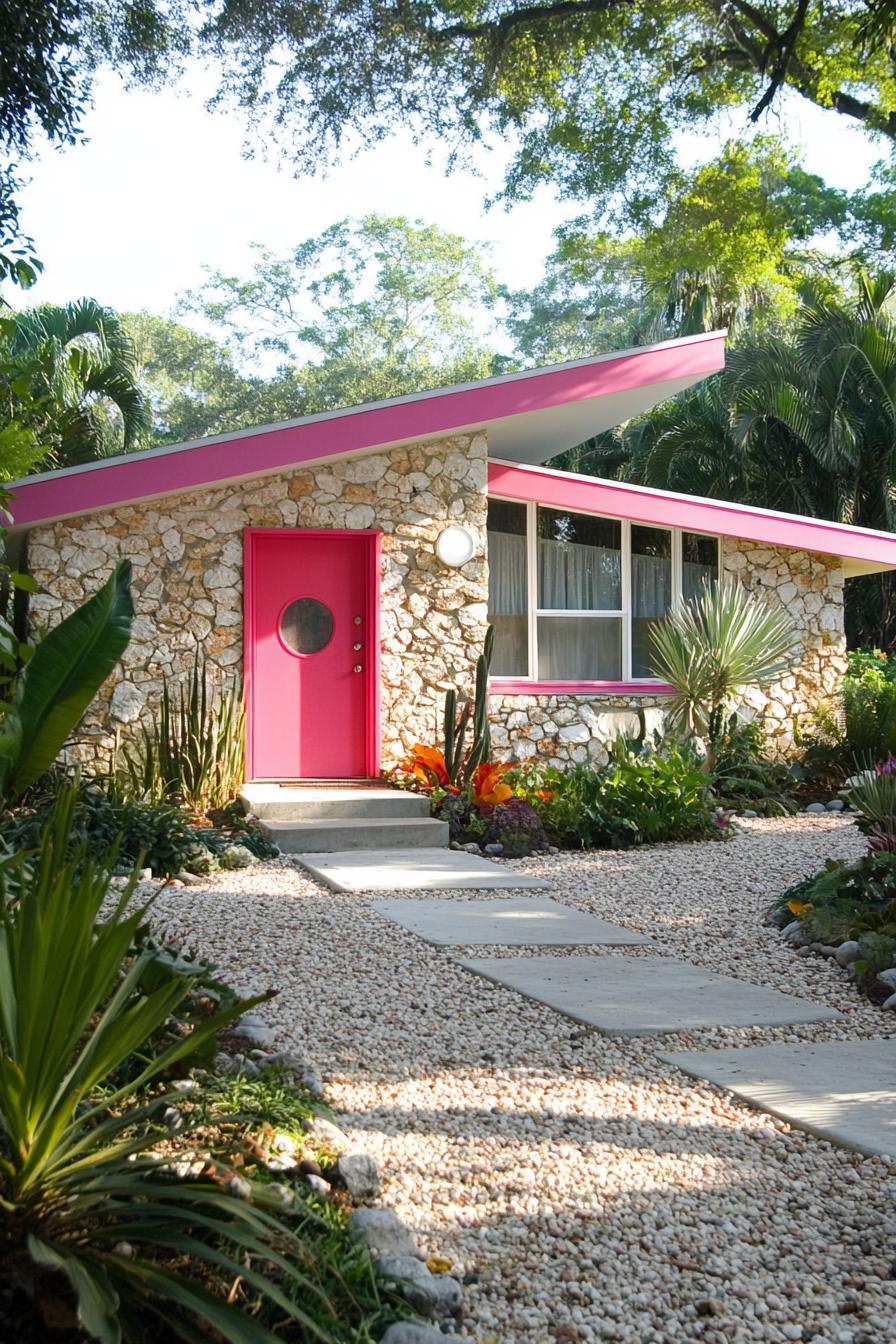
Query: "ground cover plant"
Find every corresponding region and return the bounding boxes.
[772,756,896,1002]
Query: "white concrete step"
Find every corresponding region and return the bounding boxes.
[263,815,449,853]
[240,783,431,821]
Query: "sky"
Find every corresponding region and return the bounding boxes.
[13,60,884,322]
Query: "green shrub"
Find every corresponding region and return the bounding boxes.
[773,851,896,965]
[3,775,207,876]
[119,651,244,814]
[709,713,800,815]
[511,739,721,850]
[804,649,896,781]
[0,782,354,1344]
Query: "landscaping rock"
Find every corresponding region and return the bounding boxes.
[301,1066,324,1095]
[220,844,257,870]
[304,1173,331,1197]
[826,799,846,811]
[877,968,896,991]
[805,802,827,814]
[234,1023,278,1048]
[483,843,504,855]
[348,1208,422,1261]
[302,1115,351,1151]
[742,809,758,818]
[259,1049,307,1074]
[882,992,896,1011]
[336,1150,381,1199]
[461,843,481,855]
[379,1257,463,1318]
[782,920,812,948]
[379,1326,451,1344]
[835,941,861,968]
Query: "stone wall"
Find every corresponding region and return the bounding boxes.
[26,434,490,771]
[26,448,847,774]
[488,539,847,766]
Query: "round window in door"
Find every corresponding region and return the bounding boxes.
[279,597,334,655]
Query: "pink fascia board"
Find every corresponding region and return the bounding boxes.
[490,680,676,697]
[488,461,896,570]
[8,333,726,529]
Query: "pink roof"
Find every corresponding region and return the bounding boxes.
[9,333,724,528]
[489,460,896,577]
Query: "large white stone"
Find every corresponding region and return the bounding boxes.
[110,680,145,723]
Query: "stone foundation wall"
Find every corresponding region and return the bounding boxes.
[26,434,490,771]
[487,540,847,766]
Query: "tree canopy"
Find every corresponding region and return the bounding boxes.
[180,215,508,412]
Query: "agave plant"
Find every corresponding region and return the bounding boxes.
[120,650,245,814]
[648,578,799,770]
[0,784,339,1343]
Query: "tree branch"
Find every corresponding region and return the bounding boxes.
[437,0,633,41]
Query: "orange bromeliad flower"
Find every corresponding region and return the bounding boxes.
[471,760,514,807]
[402,744,457,792]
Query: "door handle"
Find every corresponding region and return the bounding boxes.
[353,664,363,673]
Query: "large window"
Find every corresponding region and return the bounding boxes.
[487,500,719,683]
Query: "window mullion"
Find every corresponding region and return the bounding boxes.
[672,528,683,609]
[621,518,632,682]
[527,501,537,681]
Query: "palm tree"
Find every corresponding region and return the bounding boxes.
[3,298,150,468]
[581,275,896,647]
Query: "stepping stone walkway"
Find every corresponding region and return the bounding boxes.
[661,1038,896,1158]
[458,954,841,1036]
[372,896,653,946]
[294,848,551,893]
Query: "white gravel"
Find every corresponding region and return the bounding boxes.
[150,815,896,1344]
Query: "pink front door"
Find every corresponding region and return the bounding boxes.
[244,529,379,780]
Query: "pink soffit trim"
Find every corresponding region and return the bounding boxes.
[488,461,896,570]
[490,680,677,696]
[8,334,725,528]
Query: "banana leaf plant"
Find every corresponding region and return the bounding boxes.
[0,557,133,801]
[0,783,341,1343]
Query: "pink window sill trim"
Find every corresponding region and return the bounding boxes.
[488,680,677,696]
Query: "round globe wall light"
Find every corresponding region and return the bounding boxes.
[434,525,476,568]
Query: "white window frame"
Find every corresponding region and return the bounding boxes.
[488,495,720,686]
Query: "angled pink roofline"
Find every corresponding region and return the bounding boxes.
[488,459,896,573]
[8,332,725,528]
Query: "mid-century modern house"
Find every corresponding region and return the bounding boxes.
[11,330,896,781]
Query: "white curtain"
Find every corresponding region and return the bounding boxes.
[683,560,715,602]
[632,553,671,618]
[488,531,527,613]
[537,617,622,680]
[538,539,621,609]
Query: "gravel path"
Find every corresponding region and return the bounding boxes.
[151,816,896,1344]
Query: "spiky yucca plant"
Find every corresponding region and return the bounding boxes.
[0,784,339,1343]
[120,651,244,814]
[648,579,799,770]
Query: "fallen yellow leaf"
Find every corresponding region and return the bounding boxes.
[426,1255,454,1274]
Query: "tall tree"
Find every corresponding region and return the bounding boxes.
[200,0,896,220]
[127,312,306,445]
[182,215,509,411]
[508,139,855,364]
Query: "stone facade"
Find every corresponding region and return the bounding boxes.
[27,434,490,771]
[488,537,847,765]
[26,435,847,773]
